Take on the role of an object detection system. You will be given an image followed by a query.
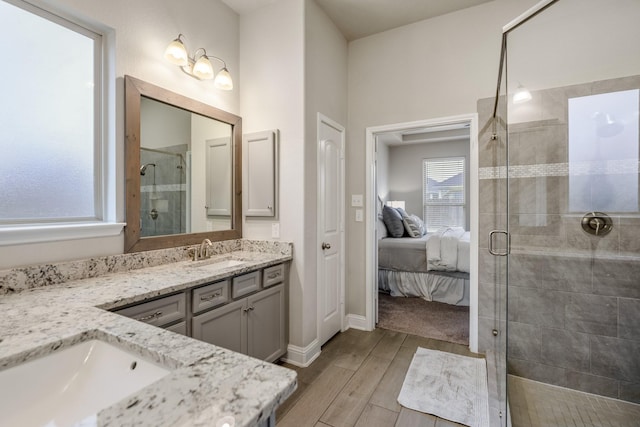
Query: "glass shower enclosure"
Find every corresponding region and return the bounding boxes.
[481,0,640,425]
[139,147,189,237]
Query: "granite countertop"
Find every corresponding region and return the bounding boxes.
[0,245,296,427]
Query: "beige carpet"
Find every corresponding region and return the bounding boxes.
[377,292,469,345]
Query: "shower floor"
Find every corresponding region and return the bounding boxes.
[508,375,640,427]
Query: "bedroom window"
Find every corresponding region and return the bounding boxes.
[423,157,465,232]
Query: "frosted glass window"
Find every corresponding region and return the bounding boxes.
[568,90,639,213]
[423,157,466,231]
[0,0,101,222]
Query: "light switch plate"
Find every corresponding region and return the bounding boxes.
[351,194,363,207]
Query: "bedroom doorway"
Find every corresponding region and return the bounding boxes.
[364,114,480,352]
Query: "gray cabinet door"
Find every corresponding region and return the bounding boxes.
[192,299,247,355]
[247,284,285,362]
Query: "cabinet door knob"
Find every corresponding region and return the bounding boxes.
[321,242,331,250]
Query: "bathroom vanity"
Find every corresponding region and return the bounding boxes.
[0,239,295,427]
[113,262,287,363]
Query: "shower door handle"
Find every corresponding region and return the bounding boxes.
[489,230,509,256]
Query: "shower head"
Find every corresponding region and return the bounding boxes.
[140,163,156,175]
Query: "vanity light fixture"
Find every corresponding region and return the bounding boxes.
[164,34,233,90]
[513,83,532,104]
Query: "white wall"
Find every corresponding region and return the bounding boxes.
[239,0,307,350]
[141,98,190,150]
[345,0,538,315]
[388,139,470,229]
[304,0,348,345]
[240,0,346,355]
[0,0,239,269]
[506,0,640,95]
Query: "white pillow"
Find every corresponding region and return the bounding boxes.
[403,214,426,238]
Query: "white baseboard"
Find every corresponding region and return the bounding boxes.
[345,314,369,331]
[282,339,321,368]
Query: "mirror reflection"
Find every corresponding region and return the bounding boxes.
[139,97,233,237]
[124,75,242,253]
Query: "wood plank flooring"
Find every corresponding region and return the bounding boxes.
[277,328,483,427]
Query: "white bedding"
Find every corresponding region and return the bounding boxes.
[426,227,470,273]
[457,232,470,273]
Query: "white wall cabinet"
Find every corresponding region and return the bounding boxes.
[245,130,278,217]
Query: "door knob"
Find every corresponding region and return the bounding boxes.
[322,242,331,250]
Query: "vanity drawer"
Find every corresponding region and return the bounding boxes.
[192,280,229,313]
[115,293,185,327]
[232,271,261,299]
[263,264,284,288]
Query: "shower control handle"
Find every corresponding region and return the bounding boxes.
[581,212,613,236]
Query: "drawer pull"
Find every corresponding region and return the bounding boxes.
[267,272,281,279]
[200,292,222,301]
[137,311,163,322]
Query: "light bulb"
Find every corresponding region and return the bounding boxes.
[214,67,233,90]
[164,37,188,66]
[192,55,214,80]
[513,84,532,104]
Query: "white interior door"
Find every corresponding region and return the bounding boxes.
[317,113,345,346]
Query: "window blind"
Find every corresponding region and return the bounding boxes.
[423,157,465,231]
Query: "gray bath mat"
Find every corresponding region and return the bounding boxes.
[398,347,489,427]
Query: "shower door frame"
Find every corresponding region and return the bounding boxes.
[489,2,561,426]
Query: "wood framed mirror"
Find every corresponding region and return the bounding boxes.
[124,75,242,252]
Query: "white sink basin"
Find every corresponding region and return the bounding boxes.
[192,259,246,270]
[0,340,171,427]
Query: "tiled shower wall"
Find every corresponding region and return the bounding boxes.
[478,75,640,403]
[140,145,188,237]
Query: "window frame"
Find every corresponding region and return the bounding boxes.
[422,156,466,231]
[0,0,123,245]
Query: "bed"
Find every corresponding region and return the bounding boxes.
[377,230,470,306]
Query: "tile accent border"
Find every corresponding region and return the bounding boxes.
[479,159,640,180]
